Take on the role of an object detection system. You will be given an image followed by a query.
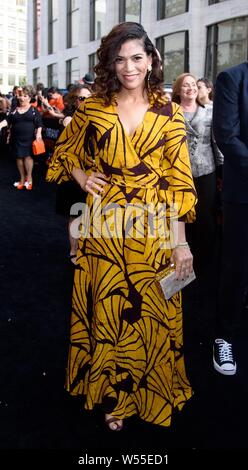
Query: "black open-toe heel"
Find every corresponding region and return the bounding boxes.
[69,254,77,265]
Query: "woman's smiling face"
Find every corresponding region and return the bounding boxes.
[114,39,152,91]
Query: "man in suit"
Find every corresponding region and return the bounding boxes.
[213,61,248,375]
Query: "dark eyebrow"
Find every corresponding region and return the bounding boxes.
[116,53,144,59]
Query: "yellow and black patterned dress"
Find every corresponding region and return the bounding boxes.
[47,96,197,426]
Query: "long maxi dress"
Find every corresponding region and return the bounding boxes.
[46,96,197,427]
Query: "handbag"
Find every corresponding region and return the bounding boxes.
[32,139,46,155]
[156,264,196,299]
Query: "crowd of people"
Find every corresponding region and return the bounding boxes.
[1,20,247,432]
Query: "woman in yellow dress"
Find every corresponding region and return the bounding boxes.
[46,22,197,431]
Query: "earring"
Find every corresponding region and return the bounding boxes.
[147,65,152,81]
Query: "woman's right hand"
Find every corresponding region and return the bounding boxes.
[72,168,108,197]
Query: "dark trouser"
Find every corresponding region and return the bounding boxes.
[186,171,217,276]
[216,202,248,342]
[184,172,218,342]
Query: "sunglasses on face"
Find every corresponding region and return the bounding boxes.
[77,96,86,101]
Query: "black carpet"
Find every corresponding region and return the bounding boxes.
[0,151,247,461]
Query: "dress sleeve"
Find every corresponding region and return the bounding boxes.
[160,102,197,223]
[46,104,89,184]
[33,108,43,128]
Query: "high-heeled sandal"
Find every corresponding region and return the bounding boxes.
[24,181,33,190]
[105,415,123,431]
[13,181,24,190]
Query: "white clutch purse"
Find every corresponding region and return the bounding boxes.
[156,264,196,299]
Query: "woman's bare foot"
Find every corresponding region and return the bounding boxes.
[105,414,123,431]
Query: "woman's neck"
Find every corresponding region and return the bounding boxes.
[200,97,212,105]
[117,87,148,104]
[19,103,30,109]
[180,99,198,112]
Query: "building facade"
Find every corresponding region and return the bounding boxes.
[27,0,248,88]
[0,0,27,94]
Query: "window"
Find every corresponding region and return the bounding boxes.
[33,68,40,86]
[157,0,188,20]
[119,0,141,22]
[156,31,189,84]
[206,16,248,80]
[19,76,27,86]
[208,1,227,4]
[33,0,41,58]
[16,0,26,5]
[8,74,16,86]
[66,57,79,85]
[8,54,16,64]
[67,0,79,49]
[47,63,58,87]
[89,53,97,76]
[18,53,25,65]
[90,0,107,41]
[0,73,3,85]
[48,0,58,54]
[19,42,26,51]
[8,39,16,50]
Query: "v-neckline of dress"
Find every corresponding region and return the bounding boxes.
[115,103,151,140]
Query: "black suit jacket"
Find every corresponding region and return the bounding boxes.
[213,61,248,203]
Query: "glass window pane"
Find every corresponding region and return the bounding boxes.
[163,31,186,84]
[72,0,79,9]
[125,0,141,22]
[67,57,79,83]
[71,9,79,47]
[217,41,247,74]
[209,0,227,4]
[207,25,214,45]
[48,63,58,87]
[19,76,27,86]
[95,0,107,40]
[8,74,16,86]
[158,0,188,20]
[52,0,59,19]
[218,17,247,42]
[205,16,248,81]
[8,54,16,64]
[89,53,97,75]
[52,19,58,53]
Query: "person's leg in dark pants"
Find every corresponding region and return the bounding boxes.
[192,172,217,276]
[184,172,217,343]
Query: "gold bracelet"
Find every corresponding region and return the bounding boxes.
[174,242,189,248]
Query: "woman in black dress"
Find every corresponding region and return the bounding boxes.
[0,86,42,190]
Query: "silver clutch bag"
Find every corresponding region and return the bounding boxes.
[156,265,196,299]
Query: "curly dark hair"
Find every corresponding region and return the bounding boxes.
[94,22,164,106]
